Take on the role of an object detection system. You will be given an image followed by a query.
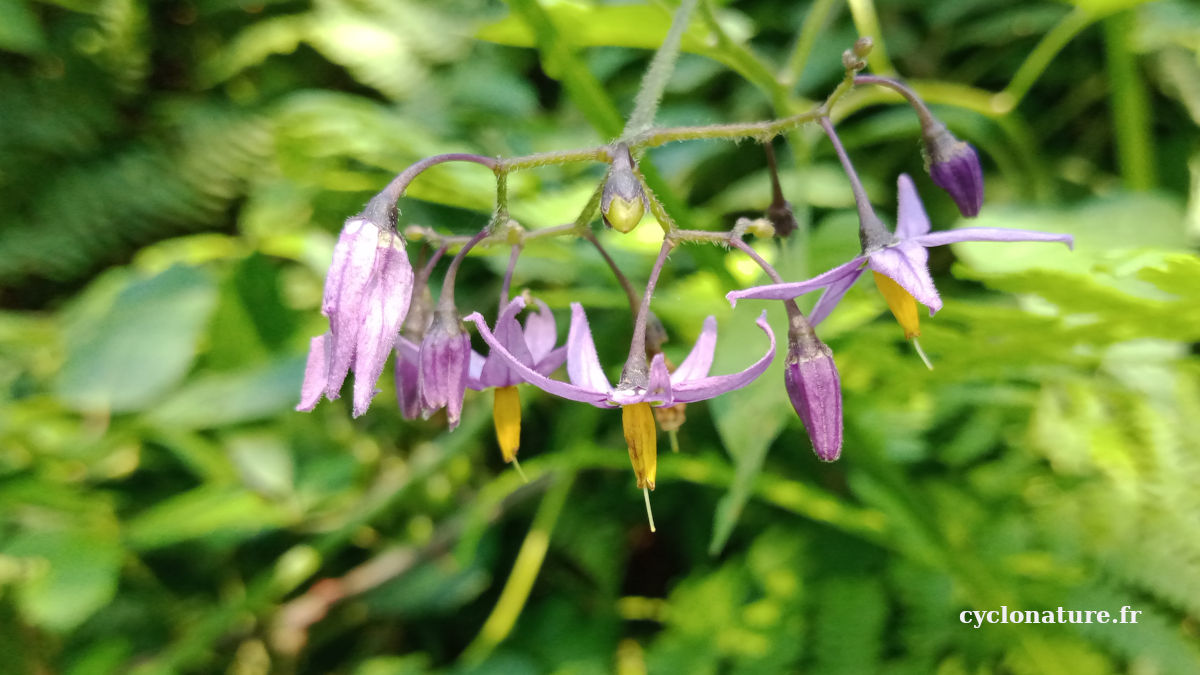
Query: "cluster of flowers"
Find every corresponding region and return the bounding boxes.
[296,45,1072,530]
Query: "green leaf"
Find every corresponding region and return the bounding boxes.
[55,265,217,413]
[950,192,1186,277]
[2,527,121,632]
[707,298,792,555]
[124,485,294,551]
[0,0,45,55]
[144,357,305,430]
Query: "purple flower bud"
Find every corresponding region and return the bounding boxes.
[418,307,471,429]
[601,144,648,234]
[394,281,434,420]
[783,326,843,462]
[299,197,414,417]
[921,120,984,218]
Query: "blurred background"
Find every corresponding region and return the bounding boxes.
[2,0,1199,673]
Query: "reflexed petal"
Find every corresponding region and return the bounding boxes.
[672,310,776,403]
[466,349,486,390]
[867,243,942,314]
[808,267,864,327]
[727,256,866,305]
[670,316,717,383]
[524,299,558,362]
[479,297,534,389]
[566,302,614,393]
[351,234,414,417]
[909,228,1074,249]
[534,345,568,376]
[464,311,612,407]
[644,353,674,404]
[297,333,329,412]
[895,174,930,239]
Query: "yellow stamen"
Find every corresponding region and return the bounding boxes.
[493,386,521,464]
[622,402,657,491]
[510,456,529,483]
[643,487,657,533]
[872,271,921,339]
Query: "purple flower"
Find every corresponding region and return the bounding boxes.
[922,119,985,217]
[784,325,842,462]
[727,174,1074,325]
[298,209,414,417]
[466,296,567,391]
[394,281,434,420]
[460,295,567,467]
[394,336,421,420]
[417,308,471,430]
[464,297,776,408]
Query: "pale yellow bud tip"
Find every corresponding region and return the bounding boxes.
[605,196,645,234]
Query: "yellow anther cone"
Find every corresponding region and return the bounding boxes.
[872,271,921,338]
[492,386,522,463]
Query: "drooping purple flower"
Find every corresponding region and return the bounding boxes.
[394,336,421,420]
[394,279,434,420]
[921,119,985,217]
[464,296,776,409]
[784,320,842,462]
[727,174,1074,325]
[417,307,471,429]
[297,201,414,417]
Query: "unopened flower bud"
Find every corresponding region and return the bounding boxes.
[921,119,984,217]
[766,199,797,238]
[853,37,873,58]
[784,319,843,462]
[842,49,866,73]
[418,307,471,429]
[602,144,648,234]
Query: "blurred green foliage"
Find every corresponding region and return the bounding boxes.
[2,0,1200,673]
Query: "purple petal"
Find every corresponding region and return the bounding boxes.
[523,299,558,363]
[534,345,568,376]
[325,221,386,400]
[644,353,674,404]
[297,333,329,412]
[418,316,471,429]
[351,233,414,417]
[464,311,612,407]
[727,256,866,305]
[867,243,942,314]
[670,316,717,383]
[466,349,486,390]
[479,297,535,389]
[808,267,864,326]
[394,348,421,420]
[784,341,842,461]
[895,174,930,239]
[321,217,371,316]
[672,310,776,403]
[909,228,1074,249]
[928,144,985,218]
[566,303,613,393]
